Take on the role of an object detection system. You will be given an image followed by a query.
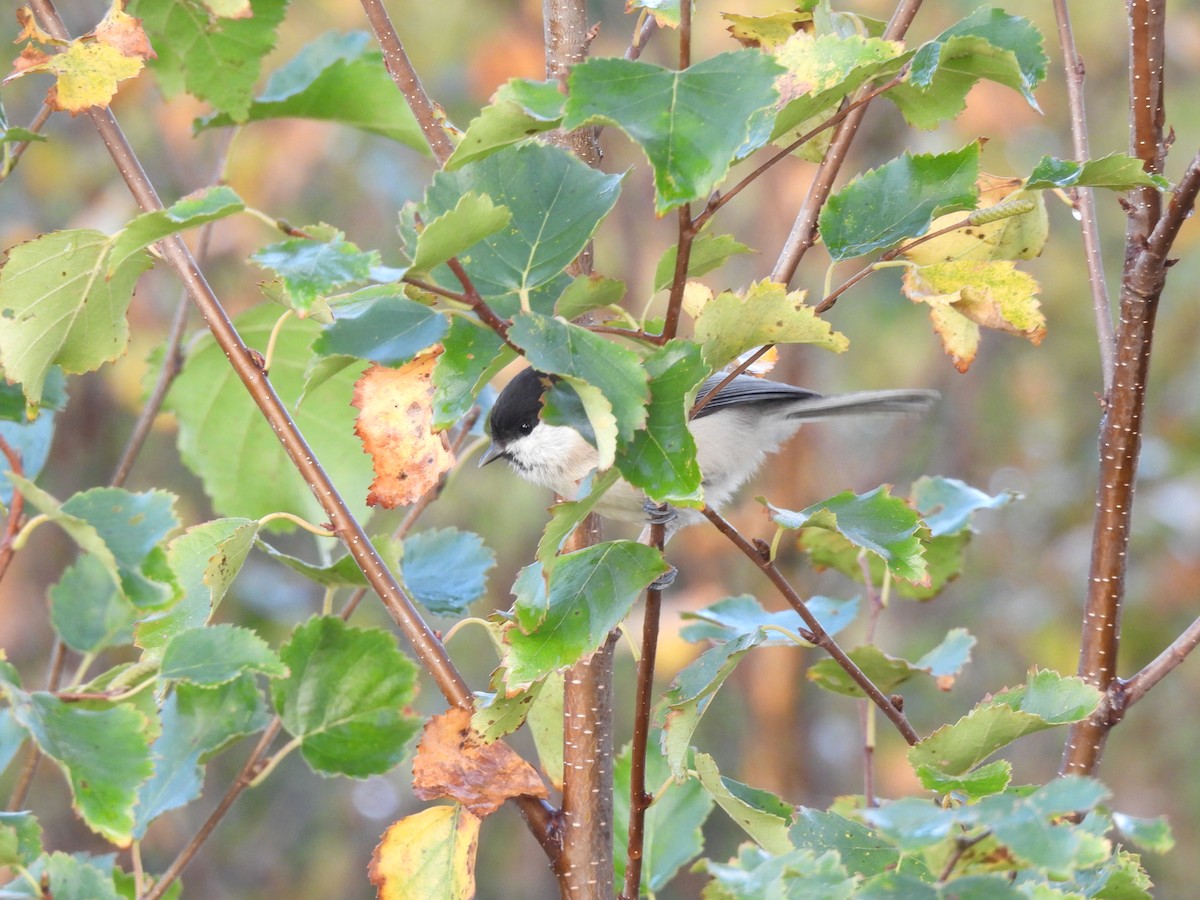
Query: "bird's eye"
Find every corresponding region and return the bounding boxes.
[518,422,534,435]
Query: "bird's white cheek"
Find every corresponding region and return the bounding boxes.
[506,425,600,496]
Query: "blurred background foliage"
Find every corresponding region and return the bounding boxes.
[3,0,1200,897]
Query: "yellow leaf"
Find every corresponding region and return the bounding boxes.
[202,0,254,18]
[904,173,1048,265]
[903,260,1045,373]
[369,805,480,900]
[44,42,144,113]
[681,280,713,319]
[353,353,454,509]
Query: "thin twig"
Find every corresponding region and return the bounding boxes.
[621,518,666,899]
[772,0,925,287]
[1145,148,1200,256]
[0,103,53,181]
[0,434,26,585]
[693,72,907,234]
[443,259,514,341]
[624,13,656,61]
[358,0,455,164]
[1052,0,1115,393]
[6,641,65,812]
[701,506,919,744]
[1118,613,1200,710]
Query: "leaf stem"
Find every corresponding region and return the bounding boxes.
[0,102,52,182]
[701,506,919,744]
[256,511,335,536]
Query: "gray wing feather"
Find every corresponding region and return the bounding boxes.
[693,374,937,420]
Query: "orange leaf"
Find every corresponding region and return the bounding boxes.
[94,5,155,62]
[369,805,479,900]
[412,708,548,817]
[352,355,454,509]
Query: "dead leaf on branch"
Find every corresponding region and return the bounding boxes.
[6,1,155,114]
[352,353,454,509]
[412,707,548,817]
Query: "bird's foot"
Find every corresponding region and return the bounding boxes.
[643,498,678,526]
[648,565,678,591]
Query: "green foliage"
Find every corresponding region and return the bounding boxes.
[400,527,495,616]
[312,287,448,366]
[504,542,668,687]
[165,306,373,525]
[251,227,379,313]
[273,617,422,777]
[445,78,565,170]
[132,0,289,120]
[562,52,783,213]
[1026,153,1172,191]
[819,143,981,261]
[159,624,287,686]
[198,31,427,148]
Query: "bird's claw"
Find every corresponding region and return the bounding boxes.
[649,565,678,591]
[643,498,678,526]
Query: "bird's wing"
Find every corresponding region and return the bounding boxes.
[691,374,821,419]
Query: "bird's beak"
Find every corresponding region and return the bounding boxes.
[478,442,508,468]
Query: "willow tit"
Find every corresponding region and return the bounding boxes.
[480,367,937,540]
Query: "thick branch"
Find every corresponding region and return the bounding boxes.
[1052,0,1115,392]
[701,507,919,745]
[1061,0,1171,777]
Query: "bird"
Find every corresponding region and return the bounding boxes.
[479,367,938,543]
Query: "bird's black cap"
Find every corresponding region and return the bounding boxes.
[479,368,555,467]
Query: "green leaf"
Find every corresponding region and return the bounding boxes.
[273,617,422,777]
[109,186,244,270]
[39,852,122,900]
[889,8,1047,129]
[0,710,26,777]
[526,670,564,789]
[11,480,180,609]
[313,288,448,365]
[790,807,900,877]
[50,555,137,654]
[555,274,627,320]
[534,468,624,572]
[408,192,513,274]
[132,0,288,120]
[912,475,1017,536]
[909,669,1102,776]
[771,32,905,142]
[136,518,260,656]
[196,31,426,148]
[160,624,287,686]
[627,0,680,29]
[0,811,42,868]
[808,644,919,697]
[613,737,714,894]
[615,340,709,504]
[694,753,793,855]
[695,843,857,897]
[165,306,375,524]
[251,229,379,314]
[974,777,1111,875]
[562,52,782,213]
[820,143,980,261]
[693,280,848,370]
[773,485,927,585]
[653,234,754,293]
[914,760,1012,800]
[0,686,152,845]
[134,675,269,837]
[400,527,495,616]
[679,593,858,645]
[0,230,153,406]
[445,78,565,170]
[419,143,621,312]
[1025,153,1170,192]
[508,312,649,464]
[1111,812,1174,854]
[0,387,62,507]
[431,316,514,430]
[660,630,766,779]
[504,541,668,688]
[255,534,399,588]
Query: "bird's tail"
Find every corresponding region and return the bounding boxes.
[784,389,940,420]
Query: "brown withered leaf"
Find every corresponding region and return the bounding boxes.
[93,6,156,61]
[352,354,454,509]
[412,707,548,817]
